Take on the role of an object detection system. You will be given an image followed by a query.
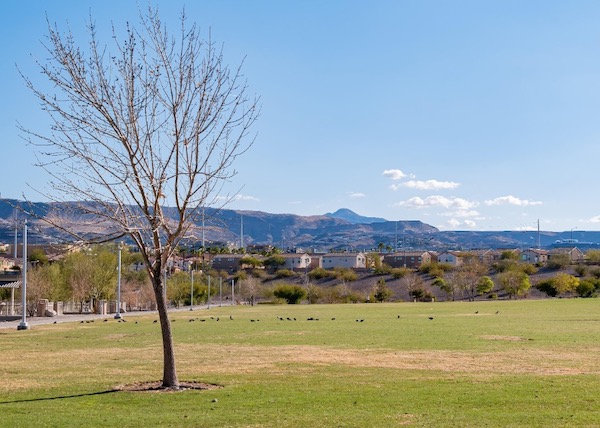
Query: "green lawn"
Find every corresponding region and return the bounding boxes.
[2,299,600,427]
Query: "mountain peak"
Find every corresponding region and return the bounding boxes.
[324,208,387,225]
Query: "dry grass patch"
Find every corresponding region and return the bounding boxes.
[178,343,600,378]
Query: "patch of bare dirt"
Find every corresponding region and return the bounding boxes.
[480,335,530,342]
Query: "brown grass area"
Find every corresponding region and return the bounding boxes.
[177,343,600,377]
[4,340,599,391]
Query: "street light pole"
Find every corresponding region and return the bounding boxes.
[207,275,211,309]
[114,245,122,319]
[17,221,29,330]
[190,269,194,311]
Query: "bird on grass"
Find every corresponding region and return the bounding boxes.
[428,317,434,320]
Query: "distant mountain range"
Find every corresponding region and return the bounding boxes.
[325,208,387,224]
[1,199,599,252]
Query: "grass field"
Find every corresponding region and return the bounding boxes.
[2,299,600,427]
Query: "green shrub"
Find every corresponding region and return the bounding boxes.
[576,280,596,298]
[372,279,392,302]
[574,265,587,277]
[547,254,571,270]
[589,267,600,279]
[273,284,306,304]
[306,285,322,304]
[308,267,333,280]
[390,267,411,279]
[536,279,558,297]
[274,269,295,278]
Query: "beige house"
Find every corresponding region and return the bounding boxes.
[521,249,549,264]
[437,251,463,267]
[549,247,584,263]
[280,253,312,271]
[321,252,366,269]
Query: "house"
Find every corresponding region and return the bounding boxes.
[0,257,18,271]
[469,249,502,264]
[549,247,584,263]
[280,253,312,271]
[321,252,366,269]
[437,251,463,267]
[210,254,247,273]
[521,249,549,264]
[384,251,433,269]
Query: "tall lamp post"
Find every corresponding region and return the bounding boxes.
[17,221,29,330]
[114,244,123,319]
[190,269,194,311]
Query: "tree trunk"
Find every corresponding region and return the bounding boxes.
[152,276,179,389]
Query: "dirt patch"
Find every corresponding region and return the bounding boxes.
[116,381,222,392]
[480,335,530,342]
[178,343,600,377]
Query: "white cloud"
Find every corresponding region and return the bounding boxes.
[348,192,366,198]
[235,194,260,202]
[445,218,477,229]
[484,195,542,206]
[216,194,260,203]
[439,209,480,218]
[588,216,600,223]
[397,195,477,210]
[382,169,408,180]
[401,179,460,190]
[447,218,461,228]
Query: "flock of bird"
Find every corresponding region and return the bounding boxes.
[64,309,500,326]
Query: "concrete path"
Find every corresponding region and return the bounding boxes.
[0,304,215,330]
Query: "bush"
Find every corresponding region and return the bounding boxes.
[390,267,411,279]
[372,279,392,302]
[274,269,295,278]
[576,280,596,298]
[521,264,538,275]
[306,285,322,304]
[308,267,333,280]
[273,284,306,304]
[409,287,434,302]
[589,267,600,279]
[547,254,571,270]
[333,268,358,282]
[320,285,361,304]
[574,265,587,277]
[536,279,558,297]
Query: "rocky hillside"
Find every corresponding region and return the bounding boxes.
[1,199,599,251]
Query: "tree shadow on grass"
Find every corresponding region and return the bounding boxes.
[0,381,221,404]
[0,389,119,404]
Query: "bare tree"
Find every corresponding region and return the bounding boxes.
[20,7,259,388]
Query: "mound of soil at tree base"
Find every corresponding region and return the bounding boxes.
[116,381,222,392]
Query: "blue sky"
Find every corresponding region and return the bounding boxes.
[2,1,600,233]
